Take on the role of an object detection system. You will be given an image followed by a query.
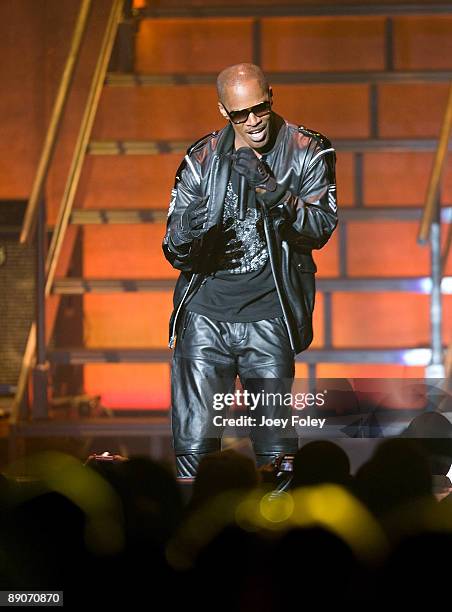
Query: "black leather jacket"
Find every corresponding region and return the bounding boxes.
[162,116,337,355]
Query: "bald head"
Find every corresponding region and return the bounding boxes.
[216,63,275,152]
[216,63,269,105]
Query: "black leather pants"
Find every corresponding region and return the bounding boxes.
[171,311,298,478]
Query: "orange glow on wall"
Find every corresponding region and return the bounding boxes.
[81,154,183,209]
[335,153,355,207]
[393,16,452,70]
[275,84,370,139]
[347,221,452,277]
[311,292,324,348]
[294,363,308,378]
[314,230,339,277]
[317,364,425,379]
[84,364,170,409]
[83,293,172,348]
[363,152,452,206]
[262,16,386,72]
[136,18,254,73]
[379,83,451,138]
[94,85,223,140]
[84,224,177,279]
[332,293,452,348]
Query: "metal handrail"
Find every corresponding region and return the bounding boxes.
[416,82,452,379]
[418,83,452,245]
[45,0,125,293]
[11,0,125,423]
[20,0,92,245]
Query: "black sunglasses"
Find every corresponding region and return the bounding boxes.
[223,98,272,125]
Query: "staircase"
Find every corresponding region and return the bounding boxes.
[11,1,452,438]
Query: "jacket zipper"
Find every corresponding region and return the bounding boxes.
[169,274,196,348]
[169,154,221,348]
[261,207,297,353]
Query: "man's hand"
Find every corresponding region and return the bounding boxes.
[216,217,244,271]
[171,195,210,246]
[232,147,295,220]
[231,147,277,192]
[257,189,299,227]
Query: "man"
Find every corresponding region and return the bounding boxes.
[162,63,337,479]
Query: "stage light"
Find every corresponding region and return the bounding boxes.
[402,349,431,367]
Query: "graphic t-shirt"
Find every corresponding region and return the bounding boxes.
[186,170,283,322]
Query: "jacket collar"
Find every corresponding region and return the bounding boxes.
[207,126,233,227]
[215,121,235,156]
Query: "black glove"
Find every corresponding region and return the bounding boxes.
[171,195,209,246]
[231,147,277,192]
[232,146,295,220]
[216,217,244,271]
[257,189,299,227]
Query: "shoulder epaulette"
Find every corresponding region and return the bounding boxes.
[186,130,219,155]
[298,125,332,150]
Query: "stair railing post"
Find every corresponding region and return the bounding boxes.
[32,197,49,419]
[427,197,445,379]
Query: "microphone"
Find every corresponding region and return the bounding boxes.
[238,174,248,221]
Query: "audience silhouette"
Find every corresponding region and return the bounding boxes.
[1,412,452,607]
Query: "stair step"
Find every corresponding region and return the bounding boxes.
[87,139,452,156]
[106,70,452,87]
[48,348,172,364]
[70,209,167,224]
[51,276,452,295]
[137,3,452,18]
[47,347,436,365]
[69,207,452,225]
[12,417,171,437]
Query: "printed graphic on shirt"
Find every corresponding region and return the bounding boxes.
[220,181,268,274]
